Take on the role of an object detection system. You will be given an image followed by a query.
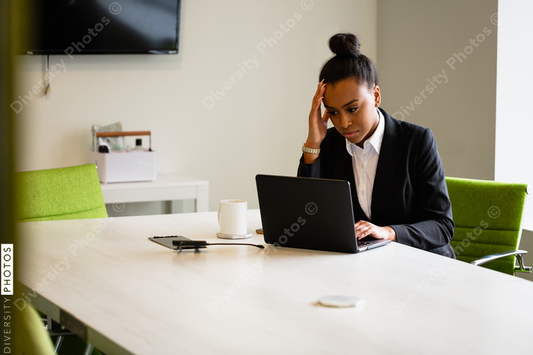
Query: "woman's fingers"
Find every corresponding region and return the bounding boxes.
[355,221,376,240]
[322,108,329,123]
[311,81,326,120]
[354,222,396,241]
[305,80,328,153]
[355,223,370,239]
[312,81,325,110]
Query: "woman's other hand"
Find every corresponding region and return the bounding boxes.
[354,220,397,242]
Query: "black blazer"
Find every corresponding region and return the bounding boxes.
[298,108,455,258]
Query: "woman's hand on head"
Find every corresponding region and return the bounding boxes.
[306,80,329,148]
[354,221,397,242]
[303,81,329,164]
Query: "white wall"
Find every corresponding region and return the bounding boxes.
[495,0,533,229]
[494,0,533,281]
[15,0,378,212]
[377,0,498,180]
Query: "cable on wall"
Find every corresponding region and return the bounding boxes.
[45,54,51,96]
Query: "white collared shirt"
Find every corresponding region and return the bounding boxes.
[345,109,385,220]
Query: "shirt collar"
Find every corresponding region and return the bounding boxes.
[345,108,385,155]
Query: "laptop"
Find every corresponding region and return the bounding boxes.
[255,174,391,253]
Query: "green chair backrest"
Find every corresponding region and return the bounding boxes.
[446,177,528,275]
[15,305,56,355]
[17,163,108,222]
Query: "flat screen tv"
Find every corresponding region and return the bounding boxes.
[25,0,181,55]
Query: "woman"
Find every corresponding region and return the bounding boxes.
[298,33,455,258]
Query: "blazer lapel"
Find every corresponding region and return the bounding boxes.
[371,109,409,220]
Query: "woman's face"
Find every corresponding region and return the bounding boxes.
[323,78,381,147]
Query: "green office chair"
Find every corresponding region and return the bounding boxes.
[446,177,532,275]
[14,304,56,355]
[17,163,108,222]
[17,163,106,355]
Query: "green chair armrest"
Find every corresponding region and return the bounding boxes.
[471,250,532,273]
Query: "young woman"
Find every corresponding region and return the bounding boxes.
[298,33,455,258]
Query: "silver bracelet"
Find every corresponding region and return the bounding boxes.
[302,144,320,154]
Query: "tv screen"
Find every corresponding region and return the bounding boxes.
[25,0,181,55]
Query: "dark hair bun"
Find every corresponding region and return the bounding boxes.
[329,33,360,57]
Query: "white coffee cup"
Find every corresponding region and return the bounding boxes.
[217,199,251,239]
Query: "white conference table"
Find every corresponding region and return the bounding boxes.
[18,210,533,355]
